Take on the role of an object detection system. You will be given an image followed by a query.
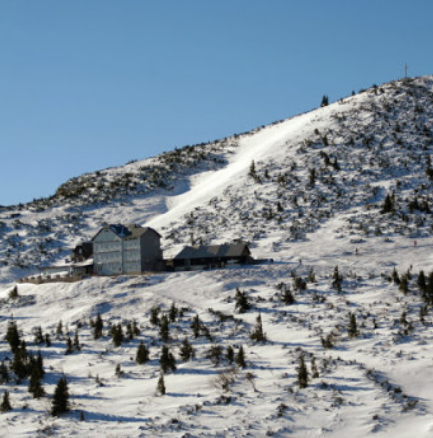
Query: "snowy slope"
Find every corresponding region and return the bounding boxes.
[1,76,433,436]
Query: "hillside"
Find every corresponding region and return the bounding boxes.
[1,76,433,436]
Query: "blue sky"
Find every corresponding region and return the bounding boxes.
[1,0,432,206]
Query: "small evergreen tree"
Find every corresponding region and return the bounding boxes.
[56,320,63,339]
[179,337,194,362]
[226,345,235,364]
[5,320,20,354]
[156,374,166,395]
[44,333,52,347]
[250,314,267,342]
[392,267,401,285]
[73,331,81,351]
[28,367,45,398]
[0,390,12,413]
[281,285,295,305]
[348,313,359,338]
[381,193,395,214]
[112,324,124,347]
[159,315,170,342]
[321,95,329,107]
[115,364,123,377]
[206,345,223,366]
[399,275,409,295]
[297,354,309,388]
[136,341,149,365]
[235,288,251,313]
[276,201,283,212]
[51,377,70,417]
[235,345,246,369]
[36,350,44,379]
[418,270,427,296]
[169,302,178,323]
[9,285,18,300]
[249,160,256,178]
[132,320,140,336]
[311,356,319,379]
[160,346,176,374]
[309,168,316,187]
[332,266,343,292]
[33,326,44,345]
[11,347,29,380]
[150,306,160,326]
[190,314,202,338]
[0,361,9,384]
[126,322,134,341]
[93,313,103,339]
[65,336,73,355]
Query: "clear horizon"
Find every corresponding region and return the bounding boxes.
[1,0,432,206]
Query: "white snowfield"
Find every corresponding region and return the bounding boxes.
[147,108,332,231]
[1,77,433,436]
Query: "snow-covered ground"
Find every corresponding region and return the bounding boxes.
[1,76,433,436]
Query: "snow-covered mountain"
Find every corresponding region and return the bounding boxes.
[1,76,433,436]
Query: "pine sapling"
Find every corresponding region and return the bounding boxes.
[156,374,166,396]
[136,341,150,365]
[297,354,309,389]
[250,314,267,342]
[0,390,12,412]
[235,345,246,369]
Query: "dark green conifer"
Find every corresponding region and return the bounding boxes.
[250,314,267,342]
[132,320,140,336]
[190,314,202,338]
[321,95,329,107]
[11,347,29,380]
[36,350,44,379]
[28,367,45,398]
[33,326,44,345]
[348,313,359,338]
[5,320,20,354]
[112,324,124,347]
[206,345,223,366]
[282,285,295,305]
[179,337,194,362]
[226,345,234,364]
[159,315,170,342]
[0,361,8,384]
[73,331,81,351]
[235,345,246,369]
[160,345,176,374]
[136,341,149,365]
[0,390,12,412]
[235,288,251,313]
[169,302,178,323]
[311,356,319,379]
[50,377,70,417]
[93,313,103,339]
[56,320,63,339]
[65,336,73,355]
[44,333,52,347]
[297,354,309,388]
[418,270,427,296]
[156,374,166,395]
[150,306,160,326]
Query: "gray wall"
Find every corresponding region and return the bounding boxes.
[93,227,162,275]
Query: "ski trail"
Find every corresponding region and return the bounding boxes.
[146,111,315,229]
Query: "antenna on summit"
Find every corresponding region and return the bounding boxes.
[404,62,408,79]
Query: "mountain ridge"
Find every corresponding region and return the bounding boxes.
[1,76,433,436]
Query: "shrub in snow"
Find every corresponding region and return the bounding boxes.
[50,377,70,417]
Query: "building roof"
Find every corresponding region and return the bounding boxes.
[92,224,161,241]
[174,243,250,260]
